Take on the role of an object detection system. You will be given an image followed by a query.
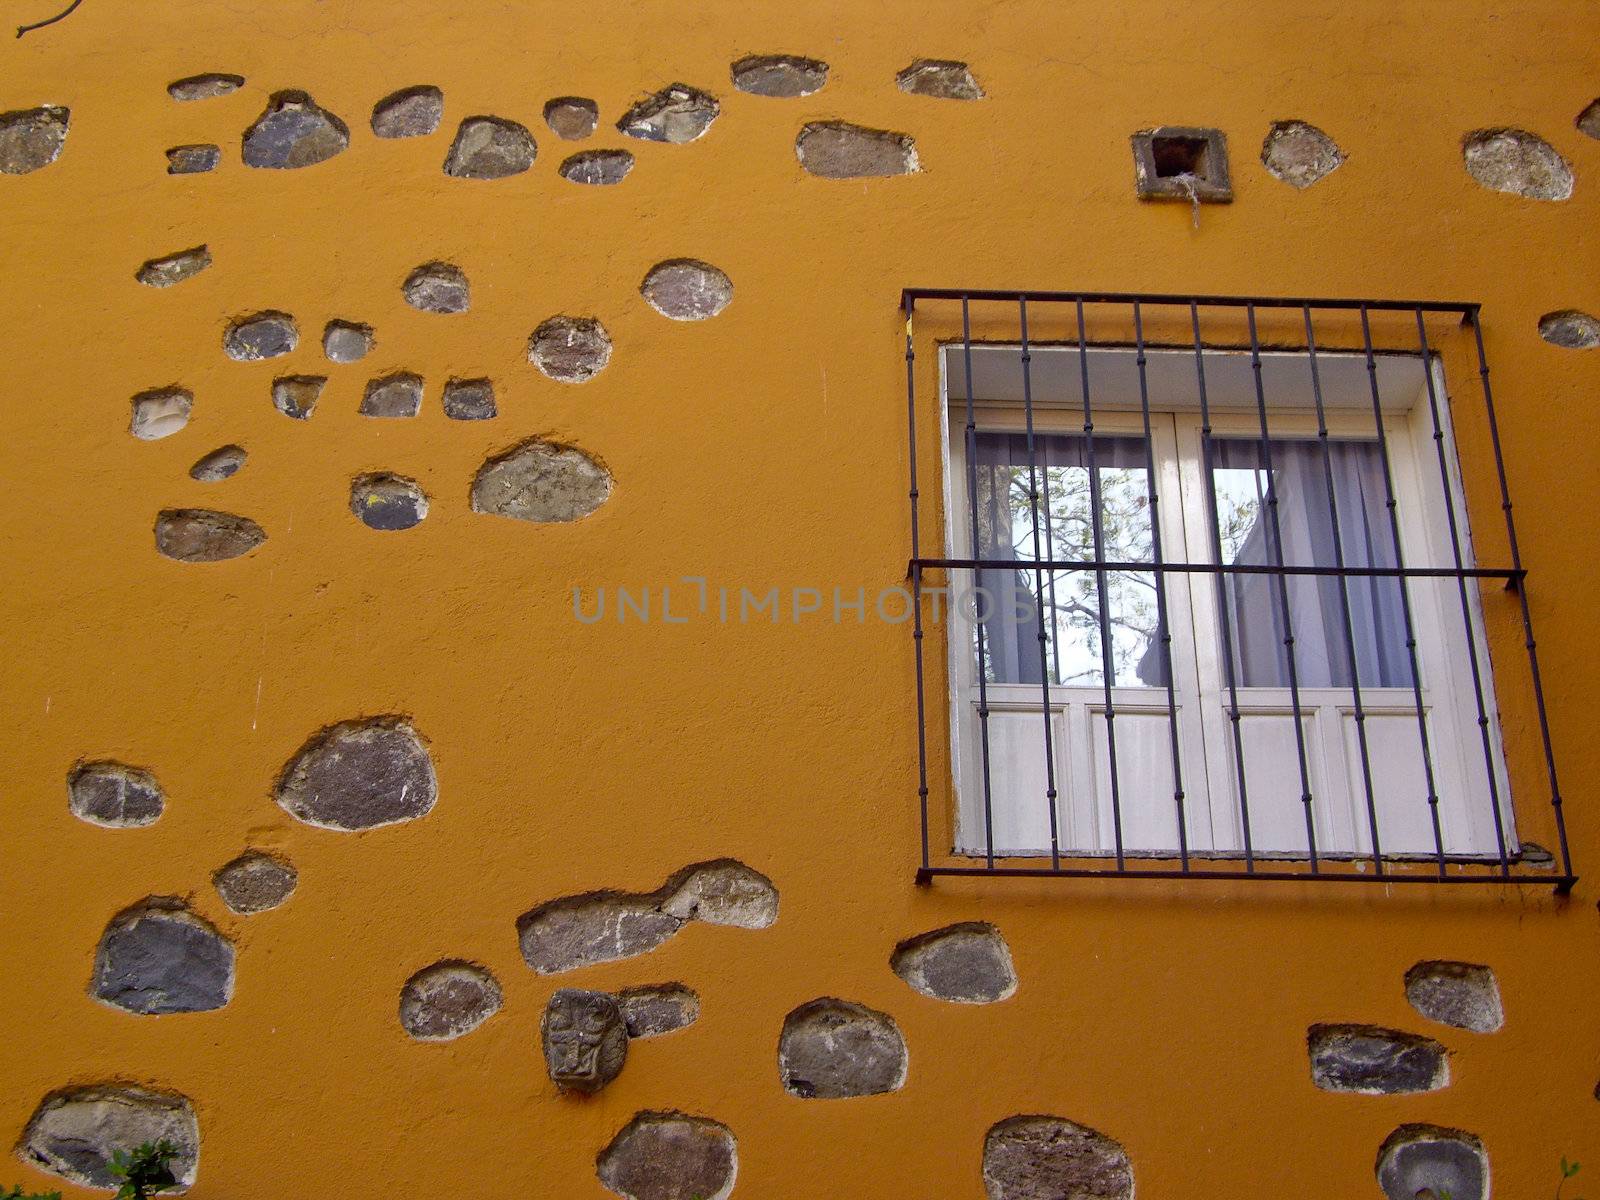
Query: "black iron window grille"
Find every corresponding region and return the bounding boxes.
[902,290,1574,892]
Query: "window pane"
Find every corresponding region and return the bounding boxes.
[1209,437,1414,689]
[970,432,1165,687]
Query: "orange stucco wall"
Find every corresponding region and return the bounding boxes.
[3,1,1598,1196]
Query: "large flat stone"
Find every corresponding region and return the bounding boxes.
[68,761,164,827]
[274,717,437,830]
[242,91,349,169]
[891,921,1016,1003]
[20,1086,199,1191]
[1377,1125,1487,1200]
[1307,1023,1448,1094]
[983,1115,1134,1200]
[597,1112,736,1200]
[91,899,233,1015]
[1404,961,1503,1033]
[471,438,612,523]
[778,998,906,1099]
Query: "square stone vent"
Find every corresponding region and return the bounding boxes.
[1131,126,1232,202]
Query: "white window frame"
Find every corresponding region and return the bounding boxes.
[938,344,1515,862]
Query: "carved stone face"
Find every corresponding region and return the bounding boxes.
[541,988,627,1092]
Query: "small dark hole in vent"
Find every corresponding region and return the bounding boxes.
[1152,135,1210,178]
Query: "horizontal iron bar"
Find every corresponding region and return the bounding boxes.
[916,866,1576,892]
[914,556,1523,581]
[902,288,1479,315]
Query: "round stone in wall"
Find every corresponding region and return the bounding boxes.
[731,54,828,98]
[1404,961,1503,1032]
[213,850,297,914]
[1461,128,1573,201]
[796,122,919,178]
[0,106,69,174]
[1377,1125,1487,1200]
[399,961,502,1040]
[155,509,267,562]
[660,859,778,927]
[137,245,212,288]
[168,73,243,101]
[895,59,984,100]
[68,760,164,828]
[225,311,298,361]
[167,144,220,174]
[403,261,469,313]
[190,445,247,482]
[891,921,1017,1003]
[641,259,732,321]
[471,438,613,524]
[617,84,719,143]
[1580,99,1600,141]
[1538,310,1600,350]
[1260,120,1344,188]
[242,91,350,169]
[371,85,443,138]
[442,377,495,420]
[323,319,374,363]
[274,716,436,830]
[350,473,429,531]
[91,899,234,1015]
[597,1112,737,1200]
[272,375,326,419]
[444,116,536,179]
[528,316,613,382]
[1307,1023,1448,1094]
[19,1086,199,1192]
[982,1115,1134,1200]
[130,387,192,440]
[559,149,634,185]
[778,998,907,1098]
[360,372,423,418]
[545,97,599,140]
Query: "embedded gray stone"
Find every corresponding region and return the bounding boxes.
[155,509,266,562]
[322,320,374,363]
[130,387,192,441]
[19,1086,199,1191]
[351,473,428,531]
[731,54,828,98]
[1581,99,1600,141]
[543,988,628,1091]
[1376,1125,1487,1200]
[896,59,984,100]
[546,97,599,140]
[1538,310,1600,350]
[213,851,296,913]
[137,245,212,288]
[91,899,233,1015]
[242,91,349,169]
[982,1115,1134,1200]
[528,316,612,382]
[518,894,683,974]
[560,149,634,185]
[404,261,469,313]
[641,260,732,321]
[272,375,325,419]
[617,84,719,144]
[1261,120,1344,188]
[472,438,612,525]
[618,984,700,1039]
[372,86,443,138]
[0,106,69,174]
[361,372,423,418]
[274,717,436,831]
[892,921,1016,1004]
[168,74,244,101]
[68,761,164,828]
[225,311,298,361]
[1404,961,1503,1033]
[796,122,919,178]
[778,998,906,1099]
[1307,1023,1448,1094]
[444,116,536,179]
[167,144,220,174]
[597,1112,736,1200]
[190,445,247,482]
[1462,128,1573,201]
[400,961,502,1040]
[442,377,495,420]
[660,860,778,928]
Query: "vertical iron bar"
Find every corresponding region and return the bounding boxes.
[1303,306,1385,874]
[1019,298,1063,869]
[1076,299,1128,868]
[1132,302,1190,870]
[1360,305,1448,875]
[1469,309,1572,881]
[905,294,931,872]
[1414,310,1511,876]
[962,298,998,869]
[1194,302,1256,870]
[1245,306,1321,870]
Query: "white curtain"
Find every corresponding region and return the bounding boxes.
[1211,438,1414,689]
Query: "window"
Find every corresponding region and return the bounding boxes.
[904,292,1570,887]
